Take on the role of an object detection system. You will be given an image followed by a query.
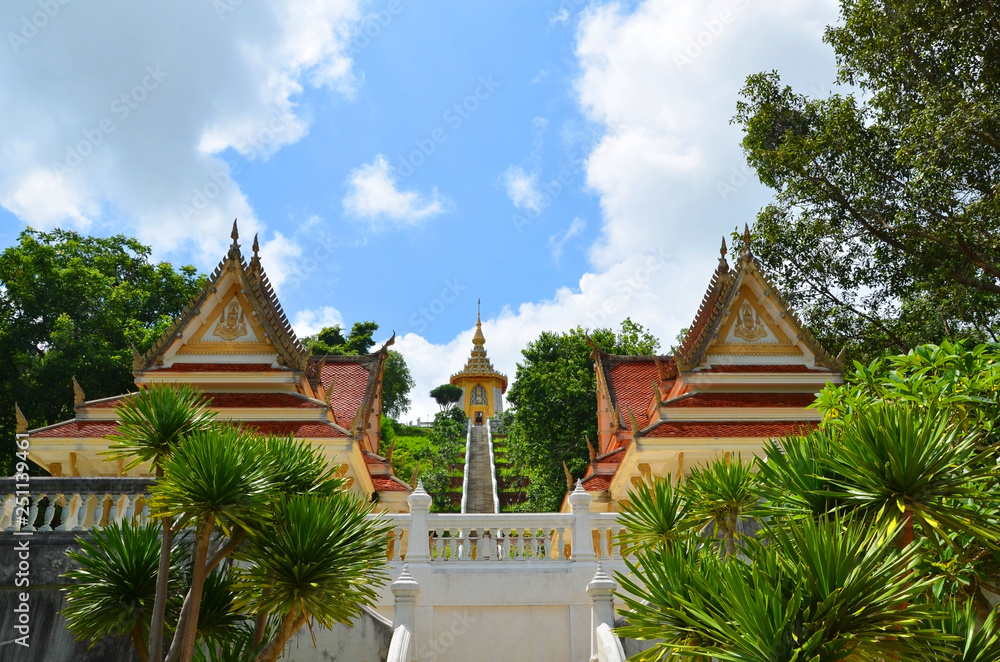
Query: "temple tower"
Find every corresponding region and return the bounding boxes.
[450,301,507,425]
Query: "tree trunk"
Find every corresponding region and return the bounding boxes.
[256,610,309,662]
[148,513,174,662]
[130,622,150,662]
[166,514,215,662]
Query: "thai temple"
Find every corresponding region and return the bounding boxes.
[6,223,842,662]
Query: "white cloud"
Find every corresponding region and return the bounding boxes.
[548,8,570,25]
[0,0,365,266]
[342,155,446,227]
[393,0,842,421]
[500,165,544,214]
[548,217,585,263]
[293,305,344,338]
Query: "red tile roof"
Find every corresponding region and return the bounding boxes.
[581,474,612,491]
[371,476,411,492]
[235,421,348,438]
[32,419,347,439]
[363,452,389,466]
[608,360,660,429]
[321,361,371,426]
[90,392,324,409]
[151,363,285,372]
[663,392,818,408]
[642,420,817,438]
[695,364,830,373]
[31,420,120,438]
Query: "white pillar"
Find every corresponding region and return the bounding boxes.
[390,564,419,662]
[406,481,432,563]
[391,564,420,631]
[569,480,596,562]
[587,562,620,662]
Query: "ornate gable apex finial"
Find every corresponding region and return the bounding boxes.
[72,376,85,407]
[231,218,239,242]
[249,232,261,271]
[742,223,752,256]
[15,403,28,434]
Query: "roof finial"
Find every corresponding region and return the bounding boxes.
[252,233,259,255]
[15,403,28,434]
[231,219,239,242]
[743,223,752,252]
[477,298,481,325]
[720,236,728,258]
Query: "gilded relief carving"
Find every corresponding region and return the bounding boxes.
[733,301,767,342]
[213,300,249,340]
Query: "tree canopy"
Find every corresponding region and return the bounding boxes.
[429,383,463,411]
[736,0,1000,364]
[381,349,415,420]
[0,228,204,473]
[502,318,660,512]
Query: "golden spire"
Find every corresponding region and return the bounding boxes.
[473,299,486,347]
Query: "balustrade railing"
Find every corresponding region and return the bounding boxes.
[425,512,574,562]
[0,477,155,533]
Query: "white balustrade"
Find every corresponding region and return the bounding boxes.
[0,478,154,533]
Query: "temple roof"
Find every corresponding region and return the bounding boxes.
[674,231,840,372]
[134,221,308,373]
[450,304,507,391]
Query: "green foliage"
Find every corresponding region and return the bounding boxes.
[63,387,390,662]
[105,383,216,475]
[233,493,390,628]
[0,228,203,473]
[429,383,463,410]
[152,426,274,536]
[617,341,1000,659]
[503,318,660,511]
[616,476,689,556]
[735,1,1000,363]
[302,321,379,356]
[63,521,183,650]
[381,349,415,419]
[684,455,759,557]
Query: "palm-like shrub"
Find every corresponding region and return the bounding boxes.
[618,518,945,662]
[105,383,216,475]
[616,475,688,556]
[822,403,998,547]
[63,521,183,662]
[684,454,758,556]
[755,430,849,520]
[234,494,392,662]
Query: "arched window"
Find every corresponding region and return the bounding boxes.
[470,384,488,405]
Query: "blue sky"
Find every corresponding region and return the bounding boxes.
[0,0,842,419]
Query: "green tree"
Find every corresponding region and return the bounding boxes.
[735,0,1000,363]
[303,321,380,356]
[65,387,390,662]
[503,318,660,512]
[382,349,415,419]
[0,228,204,472]
[429,384,463,411]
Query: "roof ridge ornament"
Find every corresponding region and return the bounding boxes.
[742,223,752,256]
